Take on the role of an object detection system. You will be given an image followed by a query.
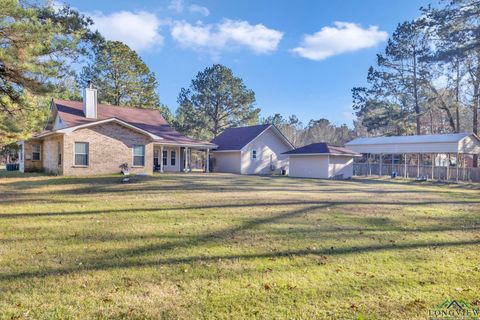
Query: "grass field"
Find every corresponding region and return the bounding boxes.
[0,172,479,319]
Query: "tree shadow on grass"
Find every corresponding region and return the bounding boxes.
[1,198,479,282]
[2,199,479,219]
[1,237,478,282]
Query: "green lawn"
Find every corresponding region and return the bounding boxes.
[0,172,479,319]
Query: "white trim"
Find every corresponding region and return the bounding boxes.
[211,150,241,153]
[241,125,295,152]
[153,141,216,149]
[57,118,162,140]
[286,153,361,157]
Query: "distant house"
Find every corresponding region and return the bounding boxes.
[17,86,216,175]
[211,124,294,175]
[283,143,360,179]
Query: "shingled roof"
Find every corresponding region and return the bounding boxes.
[50,99,214,146]
[211,124,272,151]
[283,143,360,156]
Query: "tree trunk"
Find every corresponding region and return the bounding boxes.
[455,61,460,133]
[473,55,480,167]
[413,49,421,135]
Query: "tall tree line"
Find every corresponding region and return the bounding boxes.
[353,0,480,147]
[261,114,354,147]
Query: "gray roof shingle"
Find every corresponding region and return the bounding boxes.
[211,124,272,151]
[283,143,360,156]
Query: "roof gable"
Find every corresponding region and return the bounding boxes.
[51,99,214,146]
[211,124,272,151]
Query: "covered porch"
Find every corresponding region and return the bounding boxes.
[153,143,215,173]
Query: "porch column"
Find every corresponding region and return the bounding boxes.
[160,145,164,173]
[417,154,420,177]
[431,153,435,180]
[456,153,459,182]
[206,149,210,173]
[392,153,395,174]
[446,153,450,181]
[184,147,189,172]
[404,154,407,178]
[367,154,371,176]
[379,154,383,176]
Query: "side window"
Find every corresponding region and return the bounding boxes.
[162,150,168,165]
[74,142,89,166]
[32,144,41,161]
[133,145,145,166]
[252,149,257,160]
[170,150,176,166]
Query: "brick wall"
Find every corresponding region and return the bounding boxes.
[62,122,153,176]
[23,140,43,172]
[43,135,63,175]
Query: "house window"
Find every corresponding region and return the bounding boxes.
[74,142,89,166]
[252,149,257,160]
[170,150,176,166]
[154,150,159,167]
[162,150,168,165]
[32,144,41,161]
[133,145,145,166]
[57,142,62,165]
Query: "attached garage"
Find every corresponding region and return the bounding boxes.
[283,143,360,179]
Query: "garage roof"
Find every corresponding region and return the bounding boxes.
[283,143,360,156]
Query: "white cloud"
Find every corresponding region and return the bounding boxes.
[90,11,164,51]
[168,0,184,13]
[171,19,283,54]
[188,4,210,17]
[168,0,209,16]
[292,22,388,61]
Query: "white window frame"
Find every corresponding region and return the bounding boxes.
[32,143,41,161]
[132,145,145,167]
[74,142,89,167]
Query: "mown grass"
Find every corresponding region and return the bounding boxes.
[0,171,479,319]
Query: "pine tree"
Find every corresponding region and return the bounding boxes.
[0,0,97,145]
[176,64,260,139]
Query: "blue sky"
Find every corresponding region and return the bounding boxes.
[64,0,430,126]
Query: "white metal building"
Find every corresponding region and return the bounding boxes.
[345,133,480,182]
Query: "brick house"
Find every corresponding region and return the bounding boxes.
[17,86,216,175]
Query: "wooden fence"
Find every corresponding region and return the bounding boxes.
[353,163,480,182]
